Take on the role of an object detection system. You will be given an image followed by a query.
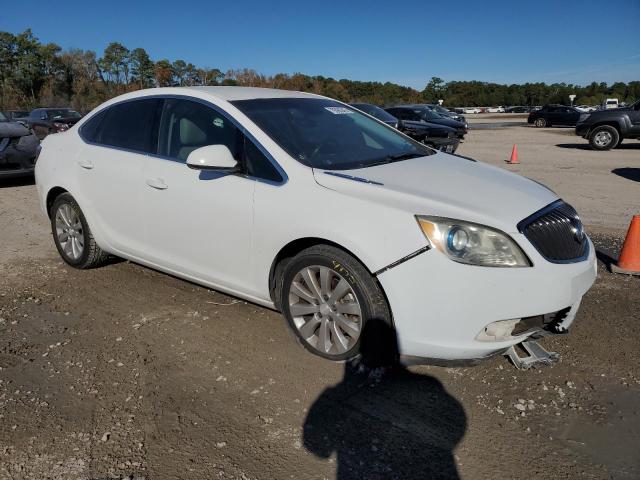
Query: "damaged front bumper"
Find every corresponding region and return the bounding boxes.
[376,235,597,363]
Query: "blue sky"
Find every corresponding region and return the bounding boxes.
[3,0,639,89]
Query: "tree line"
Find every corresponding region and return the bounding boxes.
[1,29,638,113]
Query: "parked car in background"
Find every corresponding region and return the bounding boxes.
[604,98,619,109]
[463,107,481,114]
[386,106,467,138]
[576,105,597,113]
[349,103,399,128]
[575,99,640,150]
[36,86,596,364]
[2,110,30,121]
[24,108,83,140]
[423,104,467,124]
[505,106,530,113]
[527,105,586,128]
[486,106,505,113]
[0,110,40,178]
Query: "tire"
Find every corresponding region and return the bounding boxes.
[278,244,392,362]
[534,118,547,128]
[50,192,109,269]
[589,125,619,150]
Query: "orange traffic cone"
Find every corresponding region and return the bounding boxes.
[507,144,519,164]
[611,215,640,275]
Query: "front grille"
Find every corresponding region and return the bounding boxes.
[518,201,588,262]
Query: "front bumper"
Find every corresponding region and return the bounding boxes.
[424,136,460,153]
[377,235,597,361]
[0,134,39,178]
[575,123,590,137]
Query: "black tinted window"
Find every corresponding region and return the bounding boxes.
[80,110,107,143]
[158,99,240,162]
[92,99,161,153]
[243,136,282,182]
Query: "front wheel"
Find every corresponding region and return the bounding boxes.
[589,126,619,150]
[279,245,392,361]
[50,193,109,269]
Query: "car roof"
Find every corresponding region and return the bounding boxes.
[174,86,321,101]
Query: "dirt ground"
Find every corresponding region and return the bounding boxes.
[0,125,639,480]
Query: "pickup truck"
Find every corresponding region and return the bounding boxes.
[575,100,640,150]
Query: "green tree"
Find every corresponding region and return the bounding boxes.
[130,47,155,89]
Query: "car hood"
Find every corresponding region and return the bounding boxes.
[426,117,465,129]
[313,152,558,233]
[403,120,456,133]
[0,121,30,137]
[51,116,81,125]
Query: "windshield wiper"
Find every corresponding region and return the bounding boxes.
[387,152,424,161]
[364,152,423,168]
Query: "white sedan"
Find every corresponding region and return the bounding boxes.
[463,107,481,114]
[35,87,596,363]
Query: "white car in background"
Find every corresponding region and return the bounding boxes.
[35,87,596,364]
[486,106,505,113]
[463,107,481,114]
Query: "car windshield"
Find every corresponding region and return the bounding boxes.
[47,109,81,119]
[431,105,450,114]
[0,112,7,122]
[232,98,433,170]
[415,108,442,121]
[350,104,398,123]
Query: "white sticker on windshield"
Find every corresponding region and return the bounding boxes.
[324,106,354,115]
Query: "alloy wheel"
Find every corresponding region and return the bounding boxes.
[288,265,362,356]
[55,203,84,260]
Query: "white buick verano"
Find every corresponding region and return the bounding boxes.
[35,87,597,363]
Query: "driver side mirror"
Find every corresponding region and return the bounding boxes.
[186,145,239,172]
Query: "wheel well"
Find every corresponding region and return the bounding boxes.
[268,237,373,308]
[45,187,68,217]
[590,121,621,134]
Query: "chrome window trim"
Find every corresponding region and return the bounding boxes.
[78,94,288,186]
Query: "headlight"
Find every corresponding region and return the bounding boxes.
[53,122,69,132]
[416,216,531,267]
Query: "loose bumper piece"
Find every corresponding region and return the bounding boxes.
[504,340,559,370]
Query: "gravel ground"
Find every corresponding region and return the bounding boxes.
[0,127,639,479]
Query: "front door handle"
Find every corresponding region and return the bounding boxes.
[146,177,168,190]
[78,159,94,170]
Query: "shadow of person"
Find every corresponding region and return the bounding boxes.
[303,319,467,480]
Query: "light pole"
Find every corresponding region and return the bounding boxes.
[569,94,576,106]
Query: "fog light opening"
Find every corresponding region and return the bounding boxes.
[476,319,520,342]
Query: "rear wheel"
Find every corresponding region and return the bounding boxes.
[279,245,392,361]
[50,193,109,269]
[534,118,547,128]
[589,125,619,150]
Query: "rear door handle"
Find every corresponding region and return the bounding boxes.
[146,177,168,190]
[78,159,94,170]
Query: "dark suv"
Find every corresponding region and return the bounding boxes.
[575,100,640,150]
[24,108,82,140]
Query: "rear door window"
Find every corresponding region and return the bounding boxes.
[85,98,162,153]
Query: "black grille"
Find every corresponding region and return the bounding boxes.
[518,201,588,262]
